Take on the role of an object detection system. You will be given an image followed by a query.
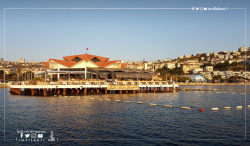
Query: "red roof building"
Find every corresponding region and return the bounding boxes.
[42,53,128,81]
[42,53,127,70]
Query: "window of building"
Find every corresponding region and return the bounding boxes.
[91,57,100,62]
[72,57,82,62]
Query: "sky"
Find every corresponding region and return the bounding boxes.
[0,0,249,62]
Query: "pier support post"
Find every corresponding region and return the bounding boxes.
[154,87,156,93]
[97,88,99,94]
[31,89,35,96]
[105,88,107,94]
[142,88,145,93]
[126,90,128,94]
[91,88,94,93]
[133,90,135,94]
[57,89,60,95]
[48,89,51,95]
[164,87,167,92]
[146,87,149,92]
[43,89,47,96]
[84,88,87,95]
[72,88,74,93]
[63,89,66,96]
[77,88,79,94]
[120,90,122,94]
[176,87,178,92]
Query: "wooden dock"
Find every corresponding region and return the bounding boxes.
[8,81,178,96]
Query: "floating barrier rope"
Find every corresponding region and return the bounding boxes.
[61,96,250,112]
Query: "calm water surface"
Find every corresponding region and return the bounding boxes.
[1,85,250,145]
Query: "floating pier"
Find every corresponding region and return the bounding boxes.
[8,81,178,96]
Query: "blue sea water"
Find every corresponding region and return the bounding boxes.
[1,85,250,145]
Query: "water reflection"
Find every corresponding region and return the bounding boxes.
[1,85,250,145]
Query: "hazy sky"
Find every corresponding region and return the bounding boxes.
[0,0,249,62]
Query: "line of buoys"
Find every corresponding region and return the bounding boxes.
[150,103,157,106]
[64,96,68,97]
[181,107,191,110]
[211,108,219,111]
[78,97,249,112]
[241,93,246,94]
[54,95,57,96]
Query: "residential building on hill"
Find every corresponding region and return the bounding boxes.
[238,46,247,52]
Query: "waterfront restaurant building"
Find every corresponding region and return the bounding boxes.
[42,53,154,81]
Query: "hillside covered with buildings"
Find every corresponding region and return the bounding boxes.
[1,46,250,83]
[123,46,250,83]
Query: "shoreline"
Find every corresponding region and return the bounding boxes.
[178,82,250,86]
[1,83,249,88]
[0,84,9,88]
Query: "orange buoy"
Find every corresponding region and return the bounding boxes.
[199,108,204,112]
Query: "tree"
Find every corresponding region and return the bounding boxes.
[212,75,222,82]
[201,63,213,68]
[214,60,230,71]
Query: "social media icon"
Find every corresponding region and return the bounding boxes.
[196,7,199,10]
[31,133,37,138]
[25,134,30,138]
[204,7,208,10]
[38,134,43,138]
[200,7,203,11]
[192,7,195,10]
